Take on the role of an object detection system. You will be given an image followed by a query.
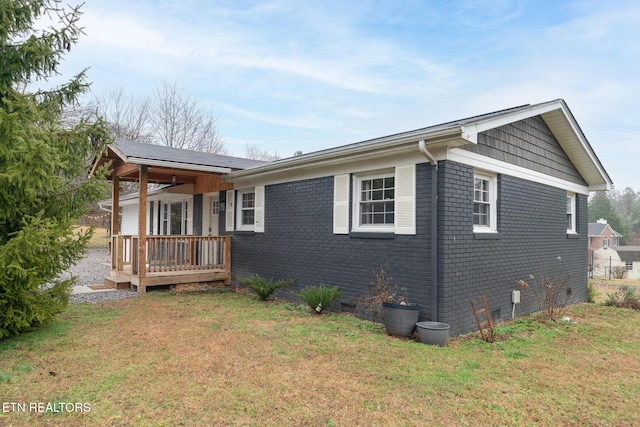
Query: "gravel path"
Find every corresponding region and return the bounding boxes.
[67,248,138,304]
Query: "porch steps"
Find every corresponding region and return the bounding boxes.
[104,276,131,290]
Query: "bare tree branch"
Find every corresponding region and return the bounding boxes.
[91,87,153,143]
[244,143,280,161]
[150,82,225,154]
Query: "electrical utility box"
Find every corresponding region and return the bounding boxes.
[512,289,521,304]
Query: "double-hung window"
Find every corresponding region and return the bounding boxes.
[237,189,255,230]
[227,187,264,233]
[473,172,497,232]
[354,172,395,232]
[566,193,576,234]
[333,165,415,235]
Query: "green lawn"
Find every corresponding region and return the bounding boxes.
[1,290,639,426]
[73,226,110,249]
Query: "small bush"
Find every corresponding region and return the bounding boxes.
[587,283,597,304]
[238,274,294,301]
[611,266,628,280]
[355,264,407,321]
[604,285,640,310]
[517,272,573,322]
[298,285,342,313]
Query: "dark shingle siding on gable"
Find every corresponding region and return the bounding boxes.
[464,116,586,186]
[437,160,587,335]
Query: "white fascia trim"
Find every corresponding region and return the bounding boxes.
[226,126,465,182]
[229,150,428,189]
[125,157,231,174]
[469,99,565,135]
[447,148,591,195]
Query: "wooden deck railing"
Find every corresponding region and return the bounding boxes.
[111,235,231,276]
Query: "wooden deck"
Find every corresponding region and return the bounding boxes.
[108,235,231,292]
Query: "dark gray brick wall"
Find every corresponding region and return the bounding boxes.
[226,160,588,336]
[230,163,435,318]
[437,160,588,335]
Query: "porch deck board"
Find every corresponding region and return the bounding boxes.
[108,267,230,288]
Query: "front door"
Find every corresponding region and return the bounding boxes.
[210,194,220,236]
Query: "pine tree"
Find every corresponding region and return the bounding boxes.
[588,192,626,243]
[0,1,109,338]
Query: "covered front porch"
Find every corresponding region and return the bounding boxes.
[91,139,265,293]
[107,234,231,291]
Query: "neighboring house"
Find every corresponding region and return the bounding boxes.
[592,246,640,280]
[588,219,622,249]
[93,99,612,336]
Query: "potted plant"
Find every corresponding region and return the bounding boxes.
[357,264,420,337]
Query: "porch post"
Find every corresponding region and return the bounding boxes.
[138,165,148,292]
[111,173,120,236]
[110,172,120,271]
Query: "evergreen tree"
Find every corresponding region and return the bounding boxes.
[588,192,626,243]
[0,1,109,338]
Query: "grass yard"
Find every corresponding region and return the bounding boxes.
[1,290,639,426]
[590,277,640,304]
[72,226,110,249]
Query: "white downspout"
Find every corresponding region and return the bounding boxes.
[419,140,439,322]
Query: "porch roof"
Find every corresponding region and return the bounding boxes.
[91,139,267,185]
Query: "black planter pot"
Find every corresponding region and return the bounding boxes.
[382,302,420,337]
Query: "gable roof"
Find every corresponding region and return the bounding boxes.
[611,246,640,262]
[588,222,622,238]
[91,139,267,179]
[227,99,612,191]
[111,139,267,171]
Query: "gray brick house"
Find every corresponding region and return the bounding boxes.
[97,99,611,336]
[221,99,611,335]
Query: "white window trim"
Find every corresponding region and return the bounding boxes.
[567,192,577,234]
[352,170,396,233]
[236,188,256,232]
[473,172,497,233]
[160,199,191,235]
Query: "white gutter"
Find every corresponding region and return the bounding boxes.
[227,125,466,181]
[98,203,112,213]
[418,140,437,165]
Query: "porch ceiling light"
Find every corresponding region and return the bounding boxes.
[171,175,177,186]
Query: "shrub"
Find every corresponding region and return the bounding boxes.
[517,272,573,322]
[611,266,628,280]
[587,283,597,304]
[298,285,342,314]
[604,286,640,310]
[238,274,294,301]
[355,264,408,321]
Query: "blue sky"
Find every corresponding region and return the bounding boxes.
[55,0,639,190]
